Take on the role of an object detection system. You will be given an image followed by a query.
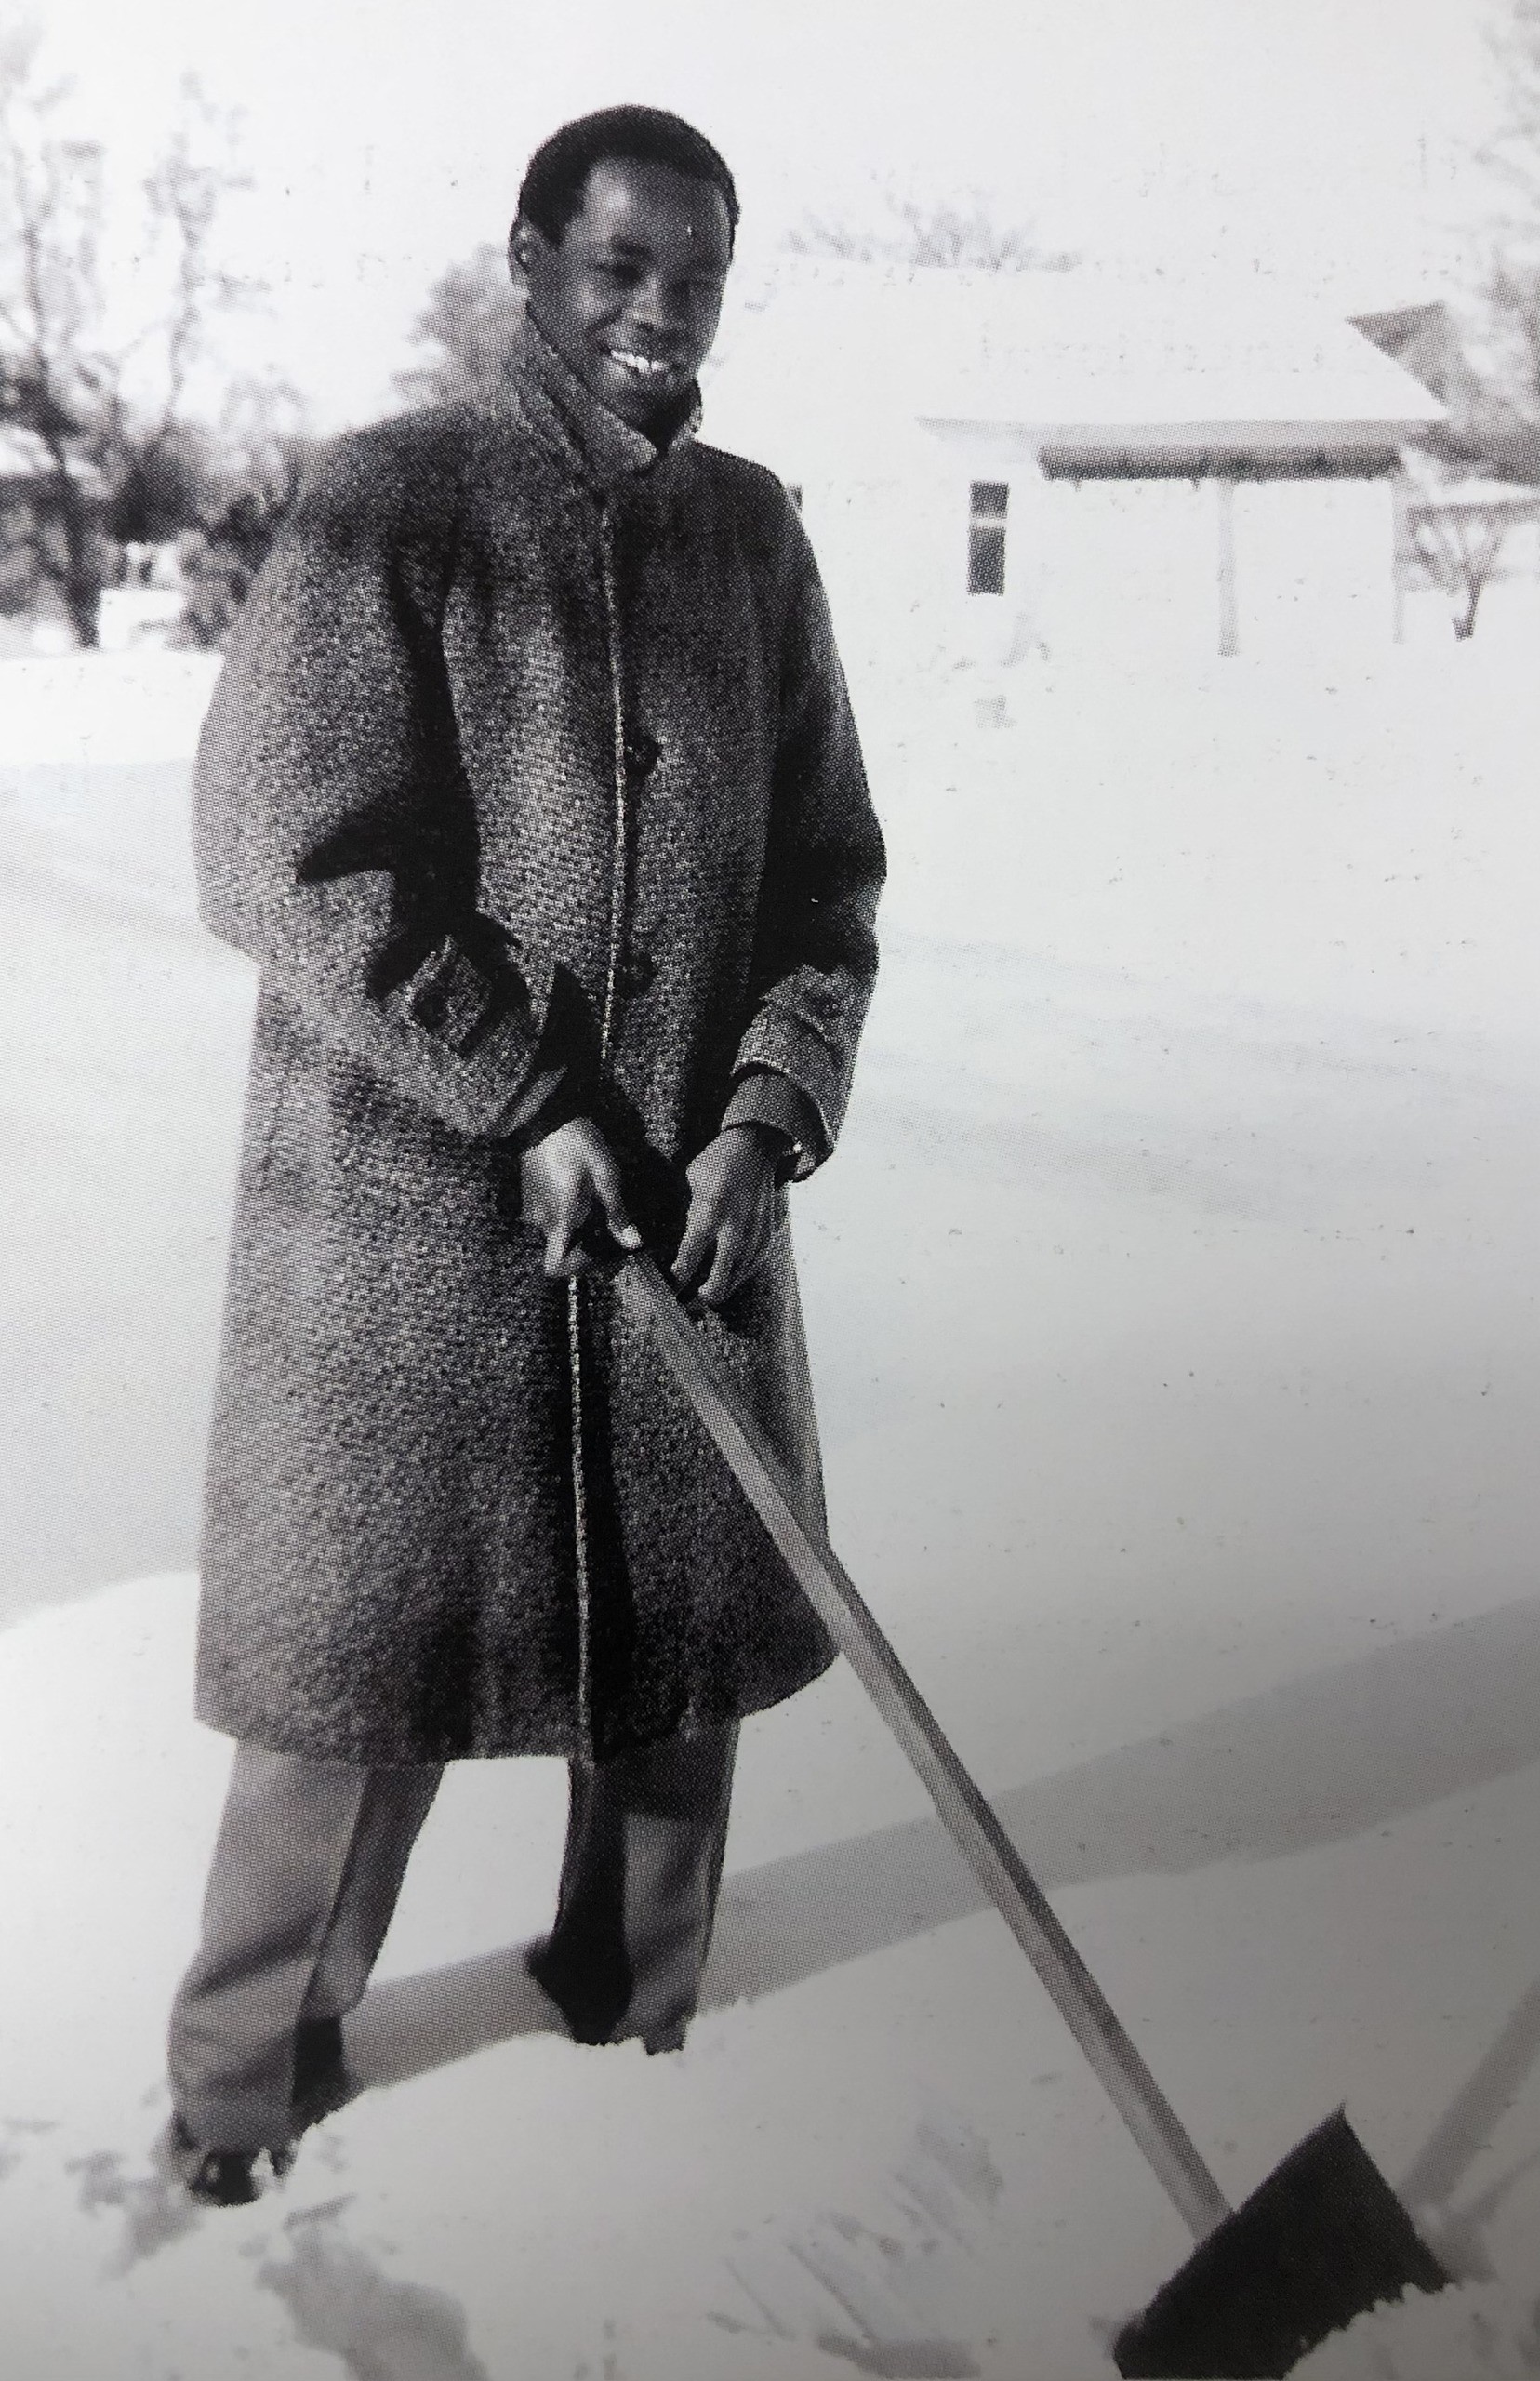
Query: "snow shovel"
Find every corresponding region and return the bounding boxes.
[616,1249,1451,2379]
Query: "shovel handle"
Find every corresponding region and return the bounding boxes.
[617,1251,1230,2242]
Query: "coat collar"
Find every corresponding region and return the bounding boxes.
[511,315,701,492]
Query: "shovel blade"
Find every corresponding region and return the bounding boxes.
[1113,2110,1449,2378]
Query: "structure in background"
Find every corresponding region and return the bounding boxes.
[706,267,1445,679]
[96,542,188,652]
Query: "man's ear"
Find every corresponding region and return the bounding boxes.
[508,216,545,286]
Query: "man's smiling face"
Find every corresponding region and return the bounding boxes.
[512,156,733,435]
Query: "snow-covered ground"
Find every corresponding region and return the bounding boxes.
[5,626,1540,2378]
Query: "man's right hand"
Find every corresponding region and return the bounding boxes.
[518,1116,642,1278]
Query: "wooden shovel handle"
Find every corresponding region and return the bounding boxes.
[617,1251,1230,2243]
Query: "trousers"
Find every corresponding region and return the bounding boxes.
[167,1723,738,2151]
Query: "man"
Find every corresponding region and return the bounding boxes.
[163,105,884,2205]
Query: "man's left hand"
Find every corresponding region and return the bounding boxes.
[671,1124,786,1309]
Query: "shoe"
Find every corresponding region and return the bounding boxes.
[524,1939,686,2055]
[158,2018,351,2206]
[524,1936,630,2046]
[157,2114,290,2208]
[290,2015,352,2133]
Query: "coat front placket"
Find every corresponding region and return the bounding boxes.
[566,489,639,1764]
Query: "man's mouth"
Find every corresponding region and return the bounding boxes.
[604,347,681,385]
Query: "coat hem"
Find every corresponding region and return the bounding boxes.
[193,1638,839,1768]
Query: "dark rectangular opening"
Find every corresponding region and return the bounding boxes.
[968,481,1009,594]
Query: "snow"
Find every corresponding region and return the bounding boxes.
[5,627,1540,2377]
[0,654,221,767]
[1294,2285,1540,2379]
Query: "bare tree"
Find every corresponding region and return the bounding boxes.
[0,26,252,642]
[1405,484,1539,638]
[786,187,1077,273]
[395,243,524,411]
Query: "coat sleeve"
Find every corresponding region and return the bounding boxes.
[730,511,886,1176]
[192,424,561,1141]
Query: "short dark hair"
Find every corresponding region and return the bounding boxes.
[515,107,739,250]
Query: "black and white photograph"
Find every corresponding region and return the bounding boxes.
[4,3,1540,2374]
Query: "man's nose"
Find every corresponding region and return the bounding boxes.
[626,273,686,339]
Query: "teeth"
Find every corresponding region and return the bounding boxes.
[607,349,673,379]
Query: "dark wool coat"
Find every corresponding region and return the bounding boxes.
[192,326,885,1766]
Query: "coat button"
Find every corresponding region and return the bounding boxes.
[624,730,660,779]
[617,948,657,997]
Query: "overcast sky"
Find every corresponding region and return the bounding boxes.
[32,0,1510,430]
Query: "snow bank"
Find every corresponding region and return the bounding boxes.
[852,629,1540,1047]
[7,1570,1540,2380]
[1293,2281,1540,2378]
[0,654,222,767]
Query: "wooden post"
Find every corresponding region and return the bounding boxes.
[1216,474,1239,657]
